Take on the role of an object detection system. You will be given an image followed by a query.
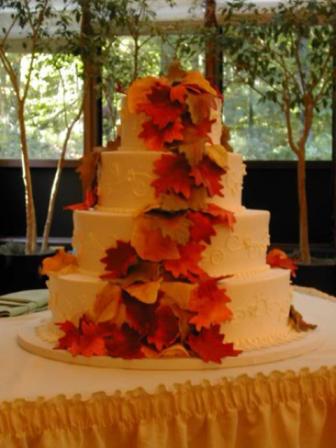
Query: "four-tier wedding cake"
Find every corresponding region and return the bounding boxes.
[41,66,303,363]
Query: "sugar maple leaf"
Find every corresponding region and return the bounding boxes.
[188,278,232,330]
[139,119,184,151]
[205,144,229,169]
[163,241,207,282]
[56,316,108,357]
[64,188,97,211]
[182,71,218,96]
[289,305,317,332]
[267,248,297,278]
[127,76,160,113]
[187,210,216,244]
[156,188,208,212]
[131,214,179,261]
[191,156,224,197]
[76,151,101,191]
[159,344,191,358]
[186,93,216,124]
[160,281,193,310]
[41,249,77,275]
[118,261,161,287]
[187,325,241,363]
[92,283,124,323]
[125,280,161,304]
[148,211,190,245]
[100,241,138,280]
[204,203,236,230]
[105,324,144,359]
[138,83,183,128]
[152,153,193,199]
[170,83,187,103]
[179,120,213,166]
[123,293,157,336]
[147,305,179,351]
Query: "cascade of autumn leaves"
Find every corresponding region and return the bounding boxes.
[43,67,246,363]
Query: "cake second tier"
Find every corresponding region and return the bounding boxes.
[97,150,246,213]
[73,208,270,278]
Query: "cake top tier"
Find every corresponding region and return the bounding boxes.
[119,68,223,152]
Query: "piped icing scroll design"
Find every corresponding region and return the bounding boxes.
[102,162,153,199]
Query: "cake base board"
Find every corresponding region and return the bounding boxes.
[17,321,322,370]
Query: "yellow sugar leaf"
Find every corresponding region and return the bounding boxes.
[127,76,166,113]
[125,280,161,304]
[158,188,208,212]
[41,249,77,275]
[186,93,216,124]
[92,283,122,323]
[205,144,229,169]
[160,281,194,310]
[131,215,180,261]
[179,138,208,166]
[152,213,190,245]
[183,71,217,96]
[118,261,161,287]
[159,344,191,358]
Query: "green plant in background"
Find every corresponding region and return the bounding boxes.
[219,0,336,263]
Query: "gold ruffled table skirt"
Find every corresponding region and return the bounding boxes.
[1,287,336,448]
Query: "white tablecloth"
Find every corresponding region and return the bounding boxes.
[0,288,335,402]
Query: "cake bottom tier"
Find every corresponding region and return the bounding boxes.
[47,268,295,351]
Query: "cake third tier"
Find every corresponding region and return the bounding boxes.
[73,208,270,278]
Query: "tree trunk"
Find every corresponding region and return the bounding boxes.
[18,100,37,254]
[297,149,311,263]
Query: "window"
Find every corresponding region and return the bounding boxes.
[0,52,83,160]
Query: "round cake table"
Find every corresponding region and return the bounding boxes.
[0,286,335,448]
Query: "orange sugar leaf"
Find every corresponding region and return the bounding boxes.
[204,203,236,230]
[188,278,232,330]
[191,156,224,197]
[267,248,297,277]
[100,241,138,280]
[41,249,77,275]
[139,119,184,151]
[187,210,216,243]
[163,241,207,282]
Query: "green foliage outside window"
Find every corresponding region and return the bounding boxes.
[0,53,83,159]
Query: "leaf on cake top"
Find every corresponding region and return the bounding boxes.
[267,248,297,277]
[40,249,77,275]
[127,76,163,113]
[163,241,207,282]
[186,93,217,125]
[188,278,232,330]
[100,241,138,280]
[131,215,180,261]
[137,83,183,128]
[187,325,241,363]
[139,119,184,151]
[289,305,317,332]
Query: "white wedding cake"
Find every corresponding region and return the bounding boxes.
[41,67,303,362]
